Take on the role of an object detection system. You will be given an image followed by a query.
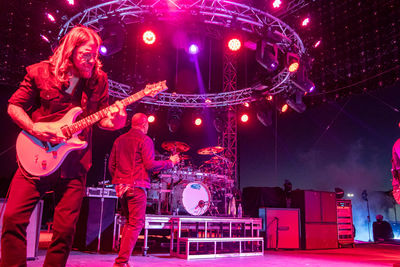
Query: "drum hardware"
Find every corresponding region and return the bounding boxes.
[197,146,224,155]
[161,141,190,153]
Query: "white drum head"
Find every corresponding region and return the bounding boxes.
[181,182,210,215]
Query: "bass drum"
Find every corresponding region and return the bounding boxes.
[171,182,211,216]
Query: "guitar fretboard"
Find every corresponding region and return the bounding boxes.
[66,90,146,135]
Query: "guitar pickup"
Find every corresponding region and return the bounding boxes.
[41,160,47,170]
[52,151,57,159]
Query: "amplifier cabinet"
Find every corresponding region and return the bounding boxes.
[0,199,43,260]
[291,190,338,249]
[259,208,300,249]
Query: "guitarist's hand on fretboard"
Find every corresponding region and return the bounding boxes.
[31,122,66,144]
[99,100,127,130]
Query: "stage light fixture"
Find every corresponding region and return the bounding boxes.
[167,108,182,133]
[292,58,315,93]
[99,45,107,55]
[286,91,306,113]
[98,19,126,56]
[301,18,310,27]
[256,41,279,72]
[273,0,282,8]
[194,117,202,126]
[287,53,300,73]
[213,113,227,133]
[66,0,74,5]
[314,40,321,48]
[281,103,289,113]
[243,102,250,108]
[148,115,155,123]
[335,188,345,199]
[143,30,156,45]
[188,44,199,55]
[46,13,56,23]
[256,110,272,127]
[40,34,50,43]
[228,38,241,51]
[240,114,249,123]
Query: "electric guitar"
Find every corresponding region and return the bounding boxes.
[16,80,167,177]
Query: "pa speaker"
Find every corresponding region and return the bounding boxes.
[0,199,43,260]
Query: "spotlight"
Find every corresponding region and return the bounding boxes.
[214,113,227,133]
[228,38,241,51]
[98,19,126,56]
[243,102,250,108]
[40,34,50,43]
[301,18,310,27]
[273,0,282,8]
[287,53,300,73]
[286,92,306,113]
[143,30,156,45]
[335,188,344,199]
[194,117,202,126]
[257,110,272,127]
[148,115,155,123]
[256,101,272,127]
[256,41,279,72]
[293,78,315,93]
[66,0,74,5]
[240,114,249,123]
[99,45,107,55]
[188,44,199,55]
[313,40,321,48]
[292,58,315,93]
[46,13,56,23]
[281,103,289,113]
[167,108,181,133]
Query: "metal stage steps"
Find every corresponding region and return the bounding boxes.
[114,214,264,259]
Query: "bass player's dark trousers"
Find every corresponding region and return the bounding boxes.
[0,168,85,267]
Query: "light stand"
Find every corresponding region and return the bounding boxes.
[362,190,372,242]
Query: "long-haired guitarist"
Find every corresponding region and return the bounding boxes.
[1,26,127,266]
[392,138,400,205]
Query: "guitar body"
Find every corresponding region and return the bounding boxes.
[16,107,87,177]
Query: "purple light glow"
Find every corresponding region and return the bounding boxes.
[99,45,107,55]
[188,44,199,55]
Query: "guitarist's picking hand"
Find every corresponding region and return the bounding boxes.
[31,122,66,143]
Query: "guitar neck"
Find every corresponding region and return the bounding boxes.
[67,90,146,134]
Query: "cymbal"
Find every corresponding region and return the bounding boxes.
[161,141,190,153]
[204,156,222,164]
[197,146,224,155]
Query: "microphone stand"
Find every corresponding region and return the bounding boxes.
[97,154,109,253]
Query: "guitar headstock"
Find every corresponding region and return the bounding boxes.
[144,80,168,97]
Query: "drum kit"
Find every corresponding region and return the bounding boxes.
[148,141,235,216]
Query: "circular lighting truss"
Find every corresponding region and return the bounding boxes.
[59,0,306,108]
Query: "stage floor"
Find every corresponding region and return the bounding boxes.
[28,243,400,266]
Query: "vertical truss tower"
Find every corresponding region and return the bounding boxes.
[220,50,238,185]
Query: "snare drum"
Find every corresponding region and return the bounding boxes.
[171,182,211,216]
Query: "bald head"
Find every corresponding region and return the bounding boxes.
[131,113,149,133]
